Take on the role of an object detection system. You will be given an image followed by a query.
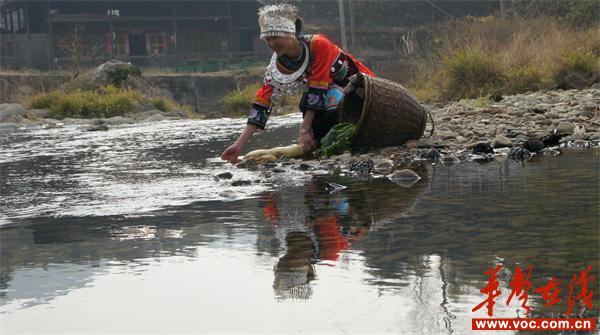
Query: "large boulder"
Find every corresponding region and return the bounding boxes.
[556,70,599,90]
[0,103,27,122]
[61,60,149,93]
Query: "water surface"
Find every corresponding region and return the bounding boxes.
[1,117,598,334]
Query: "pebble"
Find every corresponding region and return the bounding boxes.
[215,172,233,180]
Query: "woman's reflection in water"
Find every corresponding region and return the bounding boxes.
[262,179,371,300]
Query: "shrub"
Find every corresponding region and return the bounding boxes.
[504,66,549,95]
[220,83,262,114]
[443,47,504,100]
[553,49,599,86]
[30,88,141,119]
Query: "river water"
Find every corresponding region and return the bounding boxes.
[0,116,598,334]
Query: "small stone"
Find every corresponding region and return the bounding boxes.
[508,147,531,161]
[542,133,564,147]
[493,135,512,148]
[523,138,544,152]
[573,124,586,135]
[373,159,393,174]
[441,155,460,166]
[216,172,233,179]
[231,180,252,187]
[299,162,315,171]
[555,122,575,134]
[272,167,286,173]
[572,139,590,148]
[543,149,561,157]
[388,170,421,187]
[472,142,494,154]
[86,124,109,131]
[262,161,277,168]
[420,148,441,160]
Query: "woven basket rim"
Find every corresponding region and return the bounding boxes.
[353,73,371,134]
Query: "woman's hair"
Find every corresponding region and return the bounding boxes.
[295,17,303,36]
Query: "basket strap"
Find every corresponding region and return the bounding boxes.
[424,106,435,137]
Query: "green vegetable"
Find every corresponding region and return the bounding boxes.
[320,123,357,157]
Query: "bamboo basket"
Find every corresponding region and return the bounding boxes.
[340,73,431,148]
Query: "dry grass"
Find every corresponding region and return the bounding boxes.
[402,16,600,102]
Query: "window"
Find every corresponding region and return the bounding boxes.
[147,33,166,55]
[185,32,206,54]
[1,41,15,57]
[114,34,128,55]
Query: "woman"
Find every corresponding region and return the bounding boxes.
[221,4,375,163]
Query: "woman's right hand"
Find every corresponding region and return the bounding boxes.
[221,144,243,163]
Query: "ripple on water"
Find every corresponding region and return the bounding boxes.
[0,116,303,222]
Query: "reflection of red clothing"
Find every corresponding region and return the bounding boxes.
[262,197,278,225]
[314,215,348,261]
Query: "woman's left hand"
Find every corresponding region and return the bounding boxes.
[299,131,316,153]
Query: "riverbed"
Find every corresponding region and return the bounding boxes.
[0,116,598,334]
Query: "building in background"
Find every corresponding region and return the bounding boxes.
[0,0,265,70]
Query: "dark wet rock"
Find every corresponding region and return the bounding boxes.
[236,158,258,170]
[231,180,252,186]
[420,148,441,160]
[215,172,233,180]
[262,161,277,168]
[350,159,374,174]
[86,124,109,131]
[508,147,531,161]
[523,138,544,152]
[272,167,286,173]
[298,162,315,171]
[527,107,547,114]
[555,122,575,134]
[325,182,347,194]
[472,142,494,154]
[542,133,564,147]
[490,93,503,102]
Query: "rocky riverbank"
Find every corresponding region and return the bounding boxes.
[2,87,599,185]
[226,86,599,186]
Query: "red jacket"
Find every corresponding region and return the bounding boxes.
[248,34,375,129]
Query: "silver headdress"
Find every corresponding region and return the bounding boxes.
[258,4,298,40]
